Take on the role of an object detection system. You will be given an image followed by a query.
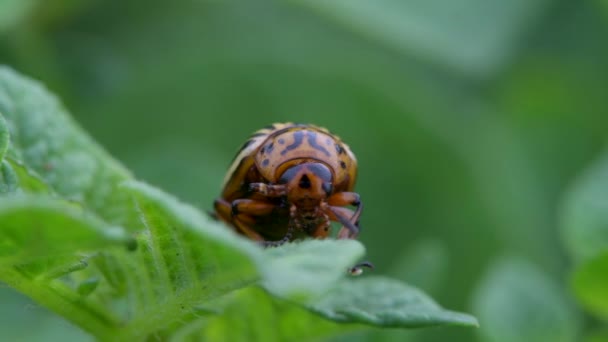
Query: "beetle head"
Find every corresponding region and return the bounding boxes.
[279,162,333,210]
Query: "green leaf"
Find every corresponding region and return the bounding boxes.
[122,180,478,335]
[0,67,477,340]
[107,180,260,340]
[1,157,51,194]
[0,112,8,161]
[260,238,365,298]
[571,251,608,319]
[473,257,580,342]
[561,152,608,262]
[308,276,478,328]
[195,287,350,342]
[0,66,138,228]
[0,196,133,340]
[294,0,550,77]
[0,195,132,266]
[0,178,478,339]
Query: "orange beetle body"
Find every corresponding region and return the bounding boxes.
[214,123,362,246]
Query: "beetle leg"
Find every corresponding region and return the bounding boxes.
[327,192,361,212]
[325,192,362,238]
[326,206,360,239]
[214,198,264,241]
[231,199,276,216]
[309,212,331,238]
[232,216,265,241]
[213,198,233,224]
[249,183,287,197]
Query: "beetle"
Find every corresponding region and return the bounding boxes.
[214,122,362,247]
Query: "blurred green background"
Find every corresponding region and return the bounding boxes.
[1,1,608,341]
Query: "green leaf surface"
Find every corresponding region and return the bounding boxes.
[195,287,351,342]
[572,251,608,319]
[0,112,8,161]
[0,195,132,266]
[0,66,138,228]
[294,0,549,77]
[111,180,260,340]
[1,157,51,194]
[0,178,479,340]
[0,66,478,340]
[122,180,478,334]
[260,238,365,298]
[561,152,608,262]
[473,257,580,342]
[0,197,133,340]
[308,276,478,328]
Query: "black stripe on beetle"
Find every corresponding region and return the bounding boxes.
[241,139,255,151]
[306,131,331,157]
[281,130,304,155]
[230,139,255,162]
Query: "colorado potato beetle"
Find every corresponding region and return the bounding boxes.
[214,123,362,247]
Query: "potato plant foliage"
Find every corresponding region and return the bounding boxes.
[0,67,477,341]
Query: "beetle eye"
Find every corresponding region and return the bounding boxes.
[322,182,333,194]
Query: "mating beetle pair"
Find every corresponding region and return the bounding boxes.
[214,123,363,247]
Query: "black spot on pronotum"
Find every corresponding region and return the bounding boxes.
[262,159,270,167]
[340,161,347,169]
[299,175,311,189]
[266,142,274,153]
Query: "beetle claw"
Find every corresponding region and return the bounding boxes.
[348,261,374,276]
